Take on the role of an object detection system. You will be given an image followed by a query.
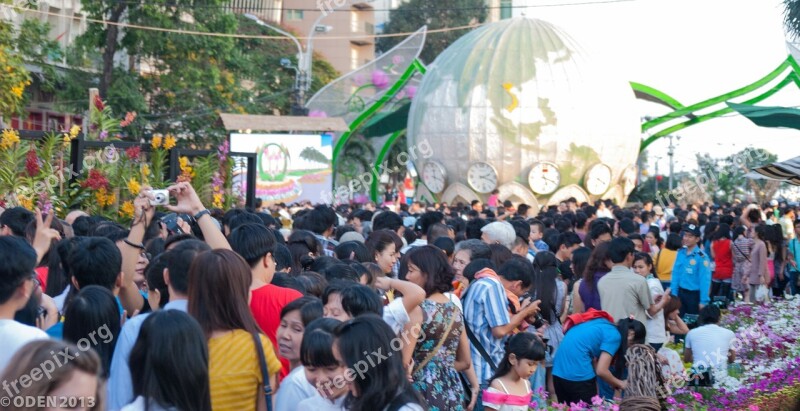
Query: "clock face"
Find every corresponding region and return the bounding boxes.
[584,163,612,195]
[528,162,561,194]
[622,165,637,194]
[421,161,447,193]
[467,162,498,193]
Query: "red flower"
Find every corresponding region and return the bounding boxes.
[125,146,141,161]
[25,148,40,177]
[81,169,109,190]
[94,95,105,111]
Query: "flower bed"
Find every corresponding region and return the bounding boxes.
[532,298,800,410]
[0,98,237,221]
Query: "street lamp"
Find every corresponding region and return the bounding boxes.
[244,13,334,115]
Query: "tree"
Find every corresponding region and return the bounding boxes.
[377,0,487,64]
[724,148,780,204]
[0,2,61,121]
[785,0,800,38]
[57,5,339,146]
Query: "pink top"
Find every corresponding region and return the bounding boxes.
[482,379,531,411]
[488,194,499,208]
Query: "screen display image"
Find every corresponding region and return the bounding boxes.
[230,133,333,205]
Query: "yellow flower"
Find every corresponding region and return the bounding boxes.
[11,84,24,98]
[151,135,163,149]
[127,178,141,196]
[212,192,224,209]
[63,134,71,148]
[16,194,33,210]
[179,156,190,170]
[163,134,177,150]
[119,201,135,218]
[1,129,20,149]
[106,193,116,207]
[95,188,108,206]
[69,125,81,138]
[141,164,151,177]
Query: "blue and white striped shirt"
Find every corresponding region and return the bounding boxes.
[463,276,511,385]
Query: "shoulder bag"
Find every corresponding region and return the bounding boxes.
[251,333,274,411]
[413,313,457,375]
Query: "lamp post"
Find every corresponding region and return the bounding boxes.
[667,135,680,191]
[244,13,333,116]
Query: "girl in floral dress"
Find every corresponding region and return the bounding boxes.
[401,246,479,411]
[732,226,753,302]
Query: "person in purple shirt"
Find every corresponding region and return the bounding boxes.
[572,241,612,313]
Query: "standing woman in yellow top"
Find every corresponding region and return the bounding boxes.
[655,234,683,290]
[189,250,282,411]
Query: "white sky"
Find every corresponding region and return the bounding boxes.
[513,0,799,173]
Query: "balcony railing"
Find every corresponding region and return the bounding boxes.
[350,21,375,45]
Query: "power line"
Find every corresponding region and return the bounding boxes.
[4,0,640,41]
[104,0,639,12]
[6,5,481,40]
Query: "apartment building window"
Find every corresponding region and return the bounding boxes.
[351,48,359,70]
[286,9,303,20]
[351,11,359,33]
[500,0,512,20]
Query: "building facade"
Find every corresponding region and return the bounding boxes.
[5,0,87,130]
[281,0,376,75]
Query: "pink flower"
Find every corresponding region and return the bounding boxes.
[406,85,417,99]
[591,395,603,406]
[352,74,366,87]
[99,130,108,141]
[691,392,702,401]
[308,109,328,118]
[666,397,677,405]
[748,406,759,411]
[371,70,390,90]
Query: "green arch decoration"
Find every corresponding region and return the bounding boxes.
[633,55,800,152]
[332,59,427,202]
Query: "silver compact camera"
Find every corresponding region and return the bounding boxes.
[150,189,169,206]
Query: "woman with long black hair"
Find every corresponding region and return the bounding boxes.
[188,249,281,411]
[571,241,612,313]
[767,224,789,298]
[333,315,426,411]
[125,310,211,411]
[530,251,564,403]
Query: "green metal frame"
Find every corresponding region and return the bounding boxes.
[633,55,800,152]
[332,51,800,202]
[332,58,427,202]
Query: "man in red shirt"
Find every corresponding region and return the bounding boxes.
[228,222,302,380]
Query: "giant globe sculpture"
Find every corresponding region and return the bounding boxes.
[407,17,641,208]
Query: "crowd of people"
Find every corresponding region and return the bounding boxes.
[0,187,796,411]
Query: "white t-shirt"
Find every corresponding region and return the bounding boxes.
[275,366,317,411]
[296,394,346,411]
[685,324,736,370]
[383,297,410,335]
[0,319,49,373]
[645,277,667,344]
